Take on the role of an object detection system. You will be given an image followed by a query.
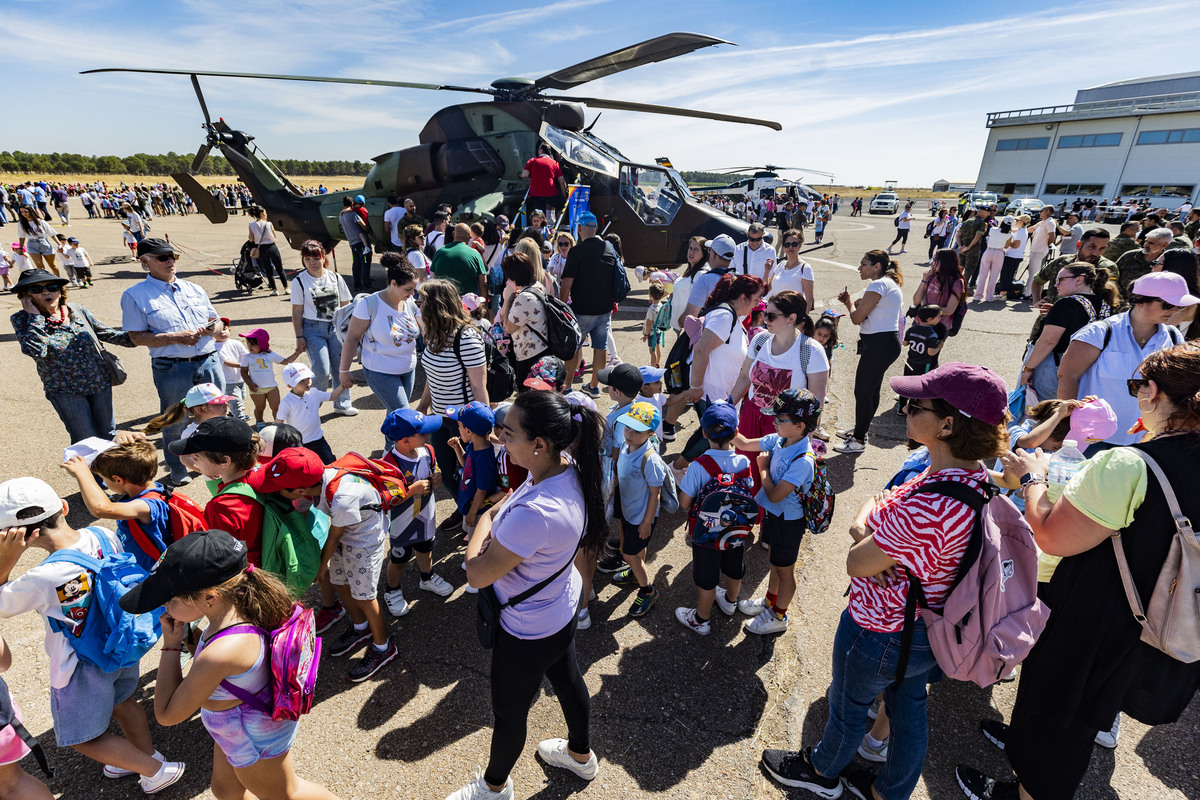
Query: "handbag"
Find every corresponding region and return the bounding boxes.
[250,222,264,259]
[70,304,127,386]
[476,536,582,649]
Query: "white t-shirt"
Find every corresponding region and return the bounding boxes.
[383,206,407,247]
[317,470,386,549]
[248,220,276,245]
[426,230,446,252]
[64,245,90,270]
[859,278,904,335]
[291,270,351,322]
[241,351,286,388]
[746,331,830,403]
[0,527,124,689]
[767,260,814,299]
[732,243,775,281]
[276,388,331,442]
[406,248,431,276]
[670,273,695,331]
[353,294,420,375]
[219,338,250,385]
[898,210,913,230]
[693,305,748,400]
[1030,218,1056,250]
[1005,227,1029,259]
[986,228,1010,250]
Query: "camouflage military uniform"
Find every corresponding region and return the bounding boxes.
[1114,249,1157,295]
[1102,235,1139,264]
[957,216,988,286]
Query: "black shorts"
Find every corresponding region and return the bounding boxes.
[390,537,434,564]
[619,517,654,556]
[762,511,804,567]
[690,543,745,591]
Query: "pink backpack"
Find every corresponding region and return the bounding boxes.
[199,604,322,721]
[894,480,1050,688]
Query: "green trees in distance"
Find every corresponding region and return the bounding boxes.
[0,151,371,177]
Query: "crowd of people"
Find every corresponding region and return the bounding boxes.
[1,181,1199,800]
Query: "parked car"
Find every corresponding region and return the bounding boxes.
[962,191,998,210]
[869,192,899,214]
[1005,197,1045,218]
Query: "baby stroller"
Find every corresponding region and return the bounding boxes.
[233,241,264,293]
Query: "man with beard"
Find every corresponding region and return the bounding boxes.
[1030,228,1114,306]
[1114,227,1173,295]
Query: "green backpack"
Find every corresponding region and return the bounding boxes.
[212,481,329,596]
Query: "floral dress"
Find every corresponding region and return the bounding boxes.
[11,306,133,395]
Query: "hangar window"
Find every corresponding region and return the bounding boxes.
[996,137,1049,151]
[1043,184,1105,196]
[1057,133,1122,148]
[1136,128,1200,145]
[1119,184,1196,198]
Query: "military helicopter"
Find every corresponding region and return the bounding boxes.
[84,32,782,268]
[701,165,835,204]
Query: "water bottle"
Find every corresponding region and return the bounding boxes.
[1045,439,1086,503]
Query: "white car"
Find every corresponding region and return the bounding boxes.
[869,192,899,214]
[1004,197,1045,218]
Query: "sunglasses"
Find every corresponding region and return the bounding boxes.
[152,253,177,262]
[1127,378,1150,397]
[1157,299,1179,310]
[748,236,763,243]
[1055,275,1077,284]
[905,402,939,416]
[557,242,570,248]
[784,242,801,248]
[27,284,62,294]
[763,311,786,322]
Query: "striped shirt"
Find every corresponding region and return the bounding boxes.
[848,466,983,633]
[420,326,486,413]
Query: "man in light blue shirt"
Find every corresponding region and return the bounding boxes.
[120,238,223,485]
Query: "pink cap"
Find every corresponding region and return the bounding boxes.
[890,362,1007,426]
[238,328,270,350]
[1129,272,1200,307]
[1067,398,1118,445]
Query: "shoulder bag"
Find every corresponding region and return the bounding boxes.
[71,304,127,386]
[476,533,582,648]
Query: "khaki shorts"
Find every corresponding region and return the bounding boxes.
[329,540,386,601]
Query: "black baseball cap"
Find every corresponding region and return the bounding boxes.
[168,416,254,455]
[136,237,178,257]
[119,529,249,613]
[598,363,643,397]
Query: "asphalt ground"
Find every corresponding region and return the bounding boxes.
[0,199,1195,800]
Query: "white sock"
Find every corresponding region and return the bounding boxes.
[372,641,389,652]
[353,620,368,632]
[866,733,886,748]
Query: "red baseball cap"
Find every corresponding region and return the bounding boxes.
[247,447,325,493]
[889,362,1007,426]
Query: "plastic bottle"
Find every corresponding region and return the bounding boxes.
[1045,439,1086,503]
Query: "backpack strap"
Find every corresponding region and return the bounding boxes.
[197,624,273,714]
[452,324,473,404]
[126,486,168,562]
[0,677,53,778]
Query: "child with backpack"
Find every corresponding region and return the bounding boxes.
[589,363,645,580]
[446,401,500,540]
[143,381,235,475]
[675,402,757,635]
[240,328,302,428]
[61,439,205,571]
[379,409,451,618]
[117,529,341,800]
[277,363,349,464]
[730,389,825,635]
[643,281,671,368]
[897,305,943,414]
[0,631,54,800]
[612,401,670,618]
[0,477,185,793]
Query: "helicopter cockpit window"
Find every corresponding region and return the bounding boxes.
[619,165,683,226]
[542,125,618,178]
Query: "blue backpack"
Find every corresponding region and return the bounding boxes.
[45,528,162,672]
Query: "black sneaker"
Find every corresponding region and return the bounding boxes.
[348,639,398,682]
[841,762,878,800]
[611,568,638,586]
[437,510,464,534]
[956,766,1019,800]
[328,627,371,657]
[596,552,626,574]
[761,747,843,797]
[662,422,676,442]
[979,719,1008,751]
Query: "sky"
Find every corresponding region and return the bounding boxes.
[3,0,1200,187]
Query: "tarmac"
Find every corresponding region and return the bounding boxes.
[0,198,1194,799]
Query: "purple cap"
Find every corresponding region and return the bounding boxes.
[890,362,1007,425]
[1067,398,1118,445]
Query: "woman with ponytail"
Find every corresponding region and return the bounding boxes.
[120,529,341,800]
[835,250,904,453]
[451,390,603,800]
[1021,261,1118,400]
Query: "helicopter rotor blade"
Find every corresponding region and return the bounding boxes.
[533,32,732,92]
[552,95,781,131]
[171,172,228,224]
[82,67,497,96]
[190,74,212,125]
[190,143,212,174]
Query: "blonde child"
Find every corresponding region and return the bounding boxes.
[642,281,671,367]
[214,319,249,422]
[120,223,137,260]
[276,363,348,464]
[239,328,300,427]
[612,402,668,617]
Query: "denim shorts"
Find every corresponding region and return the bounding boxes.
[25,236,54,256]
[573,311,612,350]
[50,661,139,746]
[201,696,298,768]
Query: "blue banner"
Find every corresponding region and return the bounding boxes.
[566,185,591,237]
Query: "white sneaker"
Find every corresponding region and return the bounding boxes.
[1094,713,1121,749]
[833,438,866,454]
[335,406,359,416]
[857,734,889,763]
[444,768,513,800]
[536,738,599,781]
[104,751,163,778]
[835,427,856,440]
[745,609,789,635]
[738,597,767,616]
[384,588,411,617]
[675,607,711,635]
[139,760,186,794]
[714,587,737,616]
[419,573,453,597]
[576,608,592,630]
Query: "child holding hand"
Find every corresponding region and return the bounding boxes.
[446,402,500,543]
[276,364,348,464]
[239,328,301,427]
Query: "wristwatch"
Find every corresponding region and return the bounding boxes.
[1019,473,1047,488]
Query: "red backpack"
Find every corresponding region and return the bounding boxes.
[324,453,408,511]
[127,485,207,561]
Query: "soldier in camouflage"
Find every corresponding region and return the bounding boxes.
[1114,228,1173,296]
[1030,228,1113,306]
[956,207,990,290]
[1102,221,1140,264]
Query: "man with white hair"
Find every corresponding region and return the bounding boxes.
[1115,227,1173,295]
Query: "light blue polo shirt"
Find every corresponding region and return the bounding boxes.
[617,439,668,523]
[1070,312,1181,446]
[120,276,219,358]
[755,433,815,520]
[603,401,633,459]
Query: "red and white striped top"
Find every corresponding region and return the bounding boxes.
[847,467,984,633]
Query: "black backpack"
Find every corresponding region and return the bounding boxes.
[454,325,515,402]
[424,230,445,261]
[520,287,582,360]
[0,676,52,778]
[663,300,736,395]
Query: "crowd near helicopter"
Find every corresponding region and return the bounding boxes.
[85,33,784,268]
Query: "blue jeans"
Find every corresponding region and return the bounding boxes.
[363,367,415,449]
[302,318,352,412]
[811,608,941,800]
[45,389,116,444]
[350,242,372,292]
[573,311,612,350]
[151,353,224,479]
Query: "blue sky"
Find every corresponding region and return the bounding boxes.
[3,0,1199,186]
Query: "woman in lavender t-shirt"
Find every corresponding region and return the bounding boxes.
[454,391,607,800]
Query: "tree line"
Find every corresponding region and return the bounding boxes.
[0,151,371,177]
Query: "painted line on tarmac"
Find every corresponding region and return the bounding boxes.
[806,256,860,272]
[831,221,876,232]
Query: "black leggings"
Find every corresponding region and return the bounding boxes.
[485,615,590,786]
[998,255,1023,294]
[852,332,902,441]
[257,242,287,290]
[889,228,910,248]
